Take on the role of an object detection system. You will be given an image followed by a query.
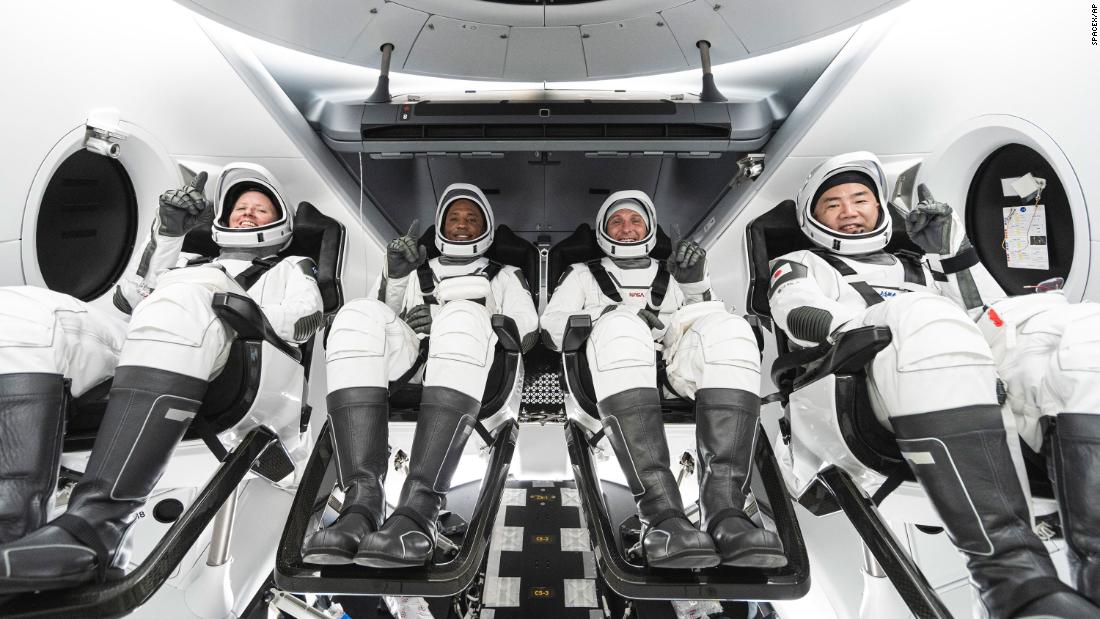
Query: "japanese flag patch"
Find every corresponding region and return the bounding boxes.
[769,260,807,294]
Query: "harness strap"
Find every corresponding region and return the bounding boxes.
[587,258,671,310]
[586,259,622,302]
[649,261,670,312]
[417,259,505,305]
[870,463,909,506]
[233,256,282,290]
[809,249,885,307]
[416,262,438,305]
[894,249,928,286]
[940,245,980,274]
[51,513,111,582]
[190,414,231,462]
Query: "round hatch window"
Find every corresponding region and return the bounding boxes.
[36,149,138,300]
[965,143,1073,295]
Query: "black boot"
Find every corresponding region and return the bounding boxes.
[355,386,479,568]
[600,388,719,569]
[1048,413,1100,605]
[892,406,1099,619]
[696,388,786,568]
[303,387,389,565]
[0,366,206,592]
[0,373,67,544]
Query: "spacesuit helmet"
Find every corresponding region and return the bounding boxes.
[211,162,294,250]
[796,151,892,255]
[435,183,495,258]
[596,190,657,258]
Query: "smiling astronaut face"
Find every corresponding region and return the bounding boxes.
[228,190,278,229]
[605,206,650,243]
[812,182,880,235]
[441,199,487,241]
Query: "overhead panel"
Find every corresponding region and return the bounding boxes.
[545,0,677,27]
[175,0,907,81]
[503,27,588,82]
[581,16,689,79]
[396,0,545,27]
[404,16,510,79]
[180,0,385,58]
[342,2,429,70]
[659,0,749,68]
[711,0,902,54]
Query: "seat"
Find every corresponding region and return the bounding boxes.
[386,223,539,415]
[546,224,810,601]
[274,225,537,598]
[0,202,346,618]
[745,199,957,618]
[546,223,693,418]
[746,200,923,488]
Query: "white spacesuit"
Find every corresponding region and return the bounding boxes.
[0,163,323,592]
[542,191,785,570]
[303,183,538,567]
[768,152,1097,618]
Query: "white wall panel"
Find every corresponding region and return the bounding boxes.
[708,0,1100,308]
[712,0,902,54]
[0,0,383,309]
[0,240,22,287]
[175,0,385,58]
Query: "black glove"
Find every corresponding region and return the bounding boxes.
[904,184,956,255]
[600,304,665,331]
[158,171,214,237]
[668,238,707,283]
[636,307,665,331]
[387,219,428,279]
[404,303,433,335]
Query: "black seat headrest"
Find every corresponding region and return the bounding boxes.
[414,224,539,302]
[183,201,346,314]
[547,223,672,295]
[745,200,922,319]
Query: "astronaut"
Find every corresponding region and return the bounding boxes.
[542,191,785,569]
[0,164,323,591]
[303,183,538,567]
[768,151,1097,618]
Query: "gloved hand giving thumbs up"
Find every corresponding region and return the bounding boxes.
[387,219,429,278]
[158,171,215,237]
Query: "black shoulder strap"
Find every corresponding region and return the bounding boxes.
[481,259,504,281]
[417,262,438,305]
[234,256,282,290]
[586,259,623,302]
[186,255,215,267]
[809,248,857,275]
[849,282,885,307]
[809,249,883,306]
[649,261,671,311]
[893,249,927,286]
